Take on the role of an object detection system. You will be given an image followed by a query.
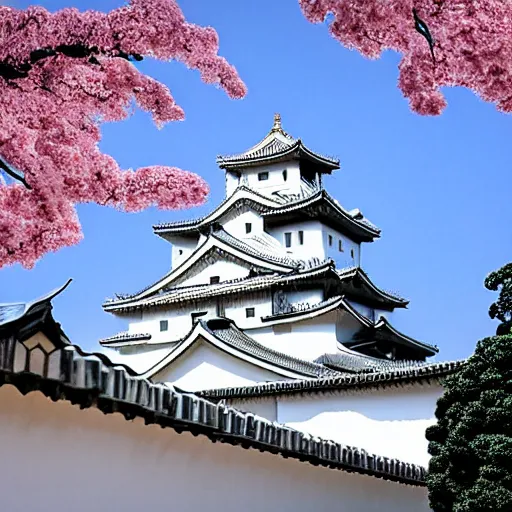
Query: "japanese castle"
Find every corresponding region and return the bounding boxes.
[0,115,463,510]
[100,114,439,392]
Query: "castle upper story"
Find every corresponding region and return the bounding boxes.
[217,113,339,198]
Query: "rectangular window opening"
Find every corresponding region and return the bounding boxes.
[282,169,288,182]
[284,232,292,248]
[160,320,169,332]
[298,231,304,245]
[245,307,255,318]
[210,276,220,284]
[351,248,355,259]
[328,234,333,247]
[338,239,343,252]
[258,172,269,181]
[245,222,252,234]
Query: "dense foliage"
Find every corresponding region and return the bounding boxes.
[485,263,512,335]
[299,0,512,116]
[0,0,245,269]
[426,264,512,511]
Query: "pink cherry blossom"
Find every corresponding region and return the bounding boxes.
[0,0,246,269]
[299,0,512,115]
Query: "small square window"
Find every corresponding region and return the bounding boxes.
[246,307,255,318]
[338,239,343,252]
[258,172,269,181]
[328,235,333,247]
[210,276,220,284]
[245,222,252,234]
[284,232,292,248]
[298,231,304,245]
[160,320,168,332]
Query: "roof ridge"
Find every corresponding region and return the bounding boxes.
[197,359,466,399]
[202,319,337,378]
[0,330,426,485]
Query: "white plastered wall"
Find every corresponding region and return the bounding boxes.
[173,258,252,288]
[0,385,431,512]
[223,291,273,329]
[267,220,326,261]
[275,383,443,467]
[237,161,302,196]
[169,235,199,268]
[223,207,264,239]
[249,311,340,361]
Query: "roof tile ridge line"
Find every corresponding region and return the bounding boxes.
[123,262,334,310]
[201,321,340,377]
[135,263,325,302]
[106,228,296,307]
[211,228,299,268]
[317,350,432,373]
[106,256,333,312]
[296,140,340,165]
[216,123,297,162]
[141,320,326,380]
[140,323,205,377]
[374,316,439,352]
[0,346,426,483]
[196,359,467,398]
[216,136,299,162]
[261,295,345,321]
[61,342,144,376]
[261,190,379,237]
[99,331,152,343]
[0,279,72,328]
[321,191,381,235]
[218,140,340,167]
[104,235,216,305]
[351,267,409,305]
[214,404,425,478]
[153,186,282,232]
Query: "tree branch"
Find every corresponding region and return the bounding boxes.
[0,156,32,189]
[0,44,144,82]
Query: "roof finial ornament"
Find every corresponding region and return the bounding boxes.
[272,113,282,132]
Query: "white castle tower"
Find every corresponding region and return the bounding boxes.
[101,114,437,392]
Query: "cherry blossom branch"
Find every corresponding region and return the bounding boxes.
[0,44,141,81]
[0,156,31,189]
[298,0,512,115]
[0,0,246,269]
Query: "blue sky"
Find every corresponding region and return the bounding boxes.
[1,0,511,360]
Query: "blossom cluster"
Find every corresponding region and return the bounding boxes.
[0,0,246,268]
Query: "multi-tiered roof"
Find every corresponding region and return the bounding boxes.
[102,115,438,389]
[216,113,340,172]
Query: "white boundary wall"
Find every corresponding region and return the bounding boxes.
[0,385,430,512]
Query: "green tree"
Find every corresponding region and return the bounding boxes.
[426,263,512,512]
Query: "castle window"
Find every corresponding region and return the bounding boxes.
[160,320,168,332]
[245,222,252,234]
[282,169,288,182]
[298,231,304,245]
[284,232,292,248]
[246,307,255,318]
[178,249,183,255]
[351,248,355,258]
[328,234,333,247]
[258,172,269,181]
[210,276,220,284]
[338,239,344,252]
[191,311,207,324]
